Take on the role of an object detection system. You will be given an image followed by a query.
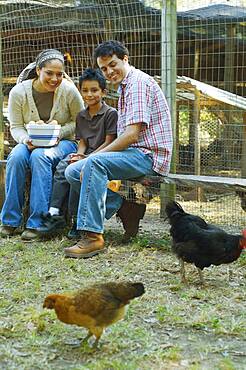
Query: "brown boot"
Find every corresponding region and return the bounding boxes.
[64,232,105,258]
[117,199,146,242]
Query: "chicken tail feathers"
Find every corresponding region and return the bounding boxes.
[165,201,185,219]
[103,282,145,304]
[120,282,145,302]
[131,282,145,298]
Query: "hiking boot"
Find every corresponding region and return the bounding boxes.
[64,232,105,258]
[117,199,146,242]
[37,212,66,235]
[67,218,81,240]
[0,225,18,237]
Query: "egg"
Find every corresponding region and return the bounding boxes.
[48,119,58,125]
[36,120,45,125]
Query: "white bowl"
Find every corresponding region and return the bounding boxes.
[26,123,61,147]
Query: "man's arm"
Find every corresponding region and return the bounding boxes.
[96,123,143,153]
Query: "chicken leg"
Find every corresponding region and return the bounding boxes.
[196,267,204,285]
[180,259,187,283]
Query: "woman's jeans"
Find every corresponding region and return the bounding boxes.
[1,140,77,229]
[65,148,156,234]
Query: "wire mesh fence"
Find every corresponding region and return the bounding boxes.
[0,0,245,228]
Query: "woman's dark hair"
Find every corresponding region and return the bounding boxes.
[79,68,107,90]
[94,40,129,61]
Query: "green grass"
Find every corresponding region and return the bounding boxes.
[0,228,245,370]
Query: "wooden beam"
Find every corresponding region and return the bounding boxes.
[242,112,246,179]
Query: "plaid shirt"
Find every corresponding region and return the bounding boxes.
[117,67,173,176]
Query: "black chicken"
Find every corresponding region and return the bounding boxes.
[165,201,246,284]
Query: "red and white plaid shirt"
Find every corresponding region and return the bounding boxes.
[117,67,173,176]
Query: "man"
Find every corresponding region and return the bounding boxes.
[64,40,173,258]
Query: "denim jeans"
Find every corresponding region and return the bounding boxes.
[1,140,77,229]
[65,147,156,234]
[50,155,79,216]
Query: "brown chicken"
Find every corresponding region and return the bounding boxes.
[43,281,145,347]
[165,201,246,284]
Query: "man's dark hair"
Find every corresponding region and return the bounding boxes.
[94,40,129,61]
[79,68,107,90]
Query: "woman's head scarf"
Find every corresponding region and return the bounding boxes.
[17,49,64,84]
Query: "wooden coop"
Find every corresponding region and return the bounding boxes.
[176,76,246,177]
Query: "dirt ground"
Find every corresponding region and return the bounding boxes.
[0,196,245,370]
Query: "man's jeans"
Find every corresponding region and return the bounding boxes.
[1,140,77,229]
[65,148,156,234]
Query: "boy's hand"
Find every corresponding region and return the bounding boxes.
[68,153,87,163]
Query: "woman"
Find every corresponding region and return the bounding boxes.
[0,49,84,240]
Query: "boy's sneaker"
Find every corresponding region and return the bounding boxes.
[38,212,66,235]
[67,219,81,240]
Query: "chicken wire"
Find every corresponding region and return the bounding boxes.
[0,0,245,227]
[176,1,246,179]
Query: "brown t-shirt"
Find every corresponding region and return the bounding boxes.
[75,102,118,154]
[32,87,54,122]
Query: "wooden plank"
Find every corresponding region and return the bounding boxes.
[2,77,17,84]
[130,173,246,193]
[165,174,246,192]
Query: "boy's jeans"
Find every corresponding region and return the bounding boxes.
[65,148,156,234]
[50,156,79,216]
[1,140,77,229]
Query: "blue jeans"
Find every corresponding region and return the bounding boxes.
[50,156,79,216]
[65,148,156,234]
[1,140,77,229]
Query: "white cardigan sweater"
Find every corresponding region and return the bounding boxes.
[8,79,84,144]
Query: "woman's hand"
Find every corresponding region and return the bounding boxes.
[25,139,36,151]
[47,119,58,125]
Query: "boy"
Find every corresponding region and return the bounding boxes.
[38,67,118,237]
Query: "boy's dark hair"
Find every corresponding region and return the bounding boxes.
[94,40,129,61]
[79,68,106,90]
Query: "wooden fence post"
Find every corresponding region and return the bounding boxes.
[160,0,177,217]
[0,25,5,209]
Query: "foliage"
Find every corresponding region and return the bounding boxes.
[179,105,221,146]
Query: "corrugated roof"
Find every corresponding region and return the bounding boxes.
[0,0,75,6]
[177,76,246,110]
[177,4,246,22]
